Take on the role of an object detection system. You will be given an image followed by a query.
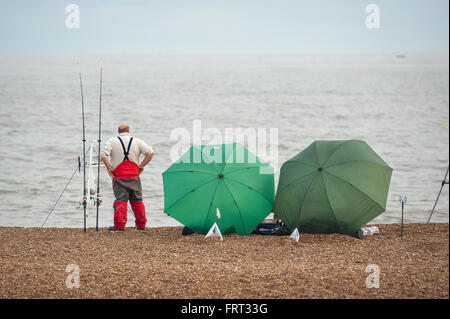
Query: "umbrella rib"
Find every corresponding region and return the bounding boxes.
[285,160,318,170]
[296,173,320,227]
[225,176,274,206]
[224,164,266,176]
[324,160,392,170]
[276,170,318,196]
[321,140,352,167]
[223,143,237,170]
[314,141,322,166]
[201,180,221,233]
[163,170,217,176]
[223,144,272,176]
[320,174,340,228]
[223,180,247,234]
[323,171,386,211]
[164,177,219,213]
[212,142,239,174]
[200,147,222,174]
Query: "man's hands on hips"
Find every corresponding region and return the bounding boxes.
[138,152,154,175]
[102,156,115,179]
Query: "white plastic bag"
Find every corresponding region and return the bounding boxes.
[290,228,300,242]
[359,226,379,237]
[362,226,379,236]
[205,222,223,241]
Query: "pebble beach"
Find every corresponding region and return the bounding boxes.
[0,223,448,299]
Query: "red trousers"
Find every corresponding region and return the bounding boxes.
[112,161,147,229]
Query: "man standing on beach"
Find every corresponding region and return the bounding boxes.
[101,124,154,231]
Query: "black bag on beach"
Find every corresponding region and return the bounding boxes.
[181,226,195,236]
[252,220,291,236]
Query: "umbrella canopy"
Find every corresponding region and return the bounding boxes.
[162,143,275,235]
[273,140,392,234]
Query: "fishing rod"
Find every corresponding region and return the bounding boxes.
[43,61,107,230]
[96,58,103,231]
[427,165,449,223]
[78,63,87,232]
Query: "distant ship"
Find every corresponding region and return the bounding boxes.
[396,52,407,58]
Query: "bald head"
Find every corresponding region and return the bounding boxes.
[118,124,130,134]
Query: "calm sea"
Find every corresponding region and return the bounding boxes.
[0,54,448,228]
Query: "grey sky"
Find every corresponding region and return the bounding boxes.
[0,0,448,54]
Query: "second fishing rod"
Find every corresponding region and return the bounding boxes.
[78,59,103,232]
[96,59,103,231]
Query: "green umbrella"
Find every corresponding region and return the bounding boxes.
[273,140,392,234]
[162,143,275,235]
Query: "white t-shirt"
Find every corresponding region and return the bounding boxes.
[101,132,154,169]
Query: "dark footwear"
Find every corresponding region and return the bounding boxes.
[109,226,124,231]
[350,229,365,239]
[136,227,146,230]
[181,226,195,236]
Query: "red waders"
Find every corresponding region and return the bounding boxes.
[112,137,147,229]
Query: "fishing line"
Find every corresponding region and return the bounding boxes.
[41,145,93,227]
[41,165,80,228]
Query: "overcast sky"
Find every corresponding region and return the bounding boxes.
[0,0,448,54]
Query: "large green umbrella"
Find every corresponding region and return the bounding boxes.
[162,143,274,235]
[273,140,392,234]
